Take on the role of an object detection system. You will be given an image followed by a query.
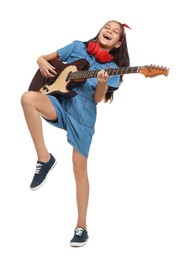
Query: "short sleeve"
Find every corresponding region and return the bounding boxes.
[57,41,76,62]
[107,74,120,91]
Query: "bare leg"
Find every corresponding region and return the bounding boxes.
[21,91,57,162]
[72,148,89,230]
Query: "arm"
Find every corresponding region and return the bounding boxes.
[94,70,109,104]
[37,52,59,78]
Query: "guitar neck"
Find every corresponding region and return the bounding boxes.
[70,66,141,80]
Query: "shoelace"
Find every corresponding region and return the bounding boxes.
[75,228,84,236]
[35,163,43,174]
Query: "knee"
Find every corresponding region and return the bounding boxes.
[73,162,87,180]
[20,91,36,107]
[72,149,88,180]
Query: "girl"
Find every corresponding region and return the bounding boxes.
[21,20,130,247]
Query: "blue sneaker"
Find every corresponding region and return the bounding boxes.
[70,227,89,247]
[30,153,56,191]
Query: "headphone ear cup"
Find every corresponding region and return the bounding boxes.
[87,42,114,63]
[96,50,114,63]
[87,42,100,55]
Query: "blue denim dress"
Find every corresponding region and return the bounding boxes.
[46,41,120,158]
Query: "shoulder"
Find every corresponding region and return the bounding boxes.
[58,40,85,52]
[68,40,87,53]
[72,40,86,48]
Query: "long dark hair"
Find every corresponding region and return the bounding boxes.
[85,20,130,103]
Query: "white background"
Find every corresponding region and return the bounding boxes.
[0,0,185,259]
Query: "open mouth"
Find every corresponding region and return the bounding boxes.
[103,34,112,40]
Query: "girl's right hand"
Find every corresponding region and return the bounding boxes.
[37,56,57,78]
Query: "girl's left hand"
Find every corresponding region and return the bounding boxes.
[97,70,108,83]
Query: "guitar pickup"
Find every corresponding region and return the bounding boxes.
[40,85,49,94]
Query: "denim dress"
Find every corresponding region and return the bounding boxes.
[46,41,120,158]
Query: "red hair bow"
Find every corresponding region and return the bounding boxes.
[122,23,131,30]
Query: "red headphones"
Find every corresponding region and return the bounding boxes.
[87,42,114,63]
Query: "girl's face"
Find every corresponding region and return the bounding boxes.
[97,21,123,51]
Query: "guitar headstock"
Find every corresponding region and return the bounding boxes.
[140,65,169,78]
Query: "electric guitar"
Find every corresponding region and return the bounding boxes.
[28,58,169,97]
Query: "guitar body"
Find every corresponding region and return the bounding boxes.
[28,59,90,97]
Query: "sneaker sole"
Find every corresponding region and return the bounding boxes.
[30,160,57,191]
[70,239,89,247]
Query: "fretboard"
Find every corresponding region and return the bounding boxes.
[70,66,141,80]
